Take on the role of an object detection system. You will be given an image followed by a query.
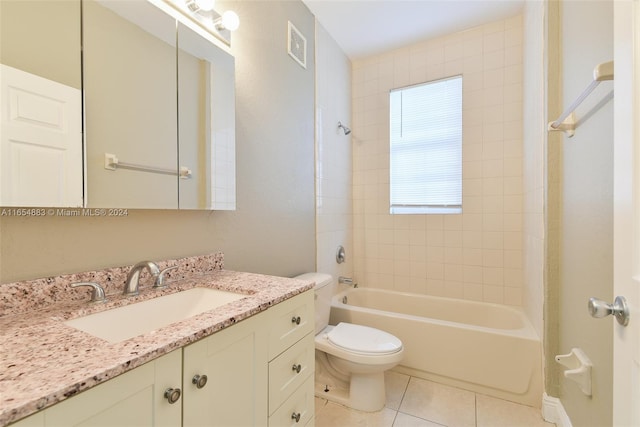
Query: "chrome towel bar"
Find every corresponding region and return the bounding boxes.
[548,60,613,137]
[104,153,192,179]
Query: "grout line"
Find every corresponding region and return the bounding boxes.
[389,374,411,427]
[390,374,411,427]
[397,375,411,408]
[474,392,478,427]
[390,409,399,427]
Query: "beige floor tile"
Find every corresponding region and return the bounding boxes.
[386,371,411,410]
[315,397,329,417]
[476,394,556,427]
[393,412,446,427]
[399,378,476,427]
[315,401,397,427]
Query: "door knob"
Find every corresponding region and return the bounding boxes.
[588,296,629,326]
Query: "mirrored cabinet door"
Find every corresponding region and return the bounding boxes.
[1,0,236,210]
[178,22,236,210]
[83,0,178,209]
[0,0,82,207]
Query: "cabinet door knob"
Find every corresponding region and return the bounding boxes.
[164,387,181,404]
[292,364,302,374]
[291,316,301,325]
[192,374,208,389]
[291,412,301,423]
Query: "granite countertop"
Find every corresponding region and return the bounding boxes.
[0,260,314,426]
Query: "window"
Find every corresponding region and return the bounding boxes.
[389,75,462,214]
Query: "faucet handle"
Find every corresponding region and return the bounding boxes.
[154,265,178,289]
[71,282,107,303]
[338,276,358,288]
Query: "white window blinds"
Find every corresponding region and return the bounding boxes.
[389,75,462,214]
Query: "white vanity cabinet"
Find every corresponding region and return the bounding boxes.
[10,349,182,427]
[182,310,268,427]
[266,291,315,427]
[9,290,315,427]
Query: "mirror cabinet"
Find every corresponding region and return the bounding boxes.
[0,0,236,210]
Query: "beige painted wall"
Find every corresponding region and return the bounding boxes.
[0,1,317,283]
[545,0,563,400]
[551,0,614,425]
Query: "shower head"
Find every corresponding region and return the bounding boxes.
[338,121,352,135]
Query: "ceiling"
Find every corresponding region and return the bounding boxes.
[301,0,525,60]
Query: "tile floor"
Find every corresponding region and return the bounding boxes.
[315,372,556,427]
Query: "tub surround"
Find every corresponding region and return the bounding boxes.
[0,253,314,426]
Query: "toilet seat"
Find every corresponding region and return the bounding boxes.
[327,322,402,355]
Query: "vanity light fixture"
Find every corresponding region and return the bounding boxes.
[169,0,239,45]
[215,10,240,31]
[185,0,214,13]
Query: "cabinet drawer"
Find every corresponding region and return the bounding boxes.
[269,332,314,414]
[268,376,314,427]
[268,291,314,360]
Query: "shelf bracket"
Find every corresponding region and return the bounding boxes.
[548,112,576,138]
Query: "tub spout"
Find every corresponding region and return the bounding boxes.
[338,276,358,288]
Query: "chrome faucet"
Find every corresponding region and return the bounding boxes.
[338,276,358,288]
[124,260,160,296]
[153,265,178,289]
[70,282,107,303]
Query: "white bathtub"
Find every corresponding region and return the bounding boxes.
[329,287,542,406]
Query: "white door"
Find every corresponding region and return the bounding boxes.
[0,64,82,207]
[612,1,640,425]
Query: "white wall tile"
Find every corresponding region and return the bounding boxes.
[464,265,483,283]
[317,24,353,279]
[352,15,524,306]
[444,247,464,264]
[464,283,484,301]
[484,31,505,52]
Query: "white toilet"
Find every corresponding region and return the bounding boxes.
[296,273,404,412]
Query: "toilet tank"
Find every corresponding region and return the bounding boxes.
[294,273,334,334]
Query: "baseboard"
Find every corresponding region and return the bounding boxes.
[542,393,572,427]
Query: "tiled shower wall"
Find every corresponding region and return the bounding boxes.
[352,16,524,305]
[315,23,353,279]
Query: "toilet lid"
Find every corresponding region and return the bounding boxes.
[327,323,402,355]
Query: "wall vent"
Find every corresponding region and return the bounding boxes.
[288,21,307,69]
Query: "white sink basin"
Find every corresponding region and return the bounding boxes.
[65,288,246,343]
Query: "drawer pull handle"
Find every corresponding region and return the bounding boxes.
[164,387,181,404]
[192,374,208,389]
[291,412,301,423]
[292,364,302,374]
[291,316,301,325]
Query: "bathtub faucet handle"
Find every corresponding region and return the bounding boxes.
[338,276,358,288]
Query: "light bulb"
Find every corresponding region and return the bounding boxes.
[220,10,239,31]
